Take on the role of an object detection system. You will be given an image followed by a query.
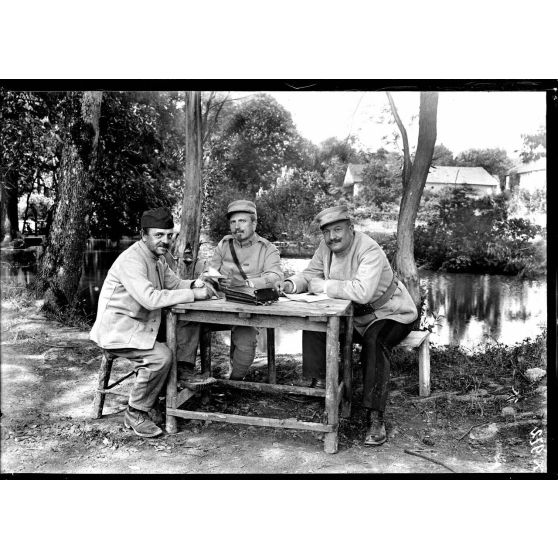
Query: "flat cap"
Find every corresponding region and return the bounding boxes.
[226,199,257,219]
[141,207,174,229]
[314,205,351,228]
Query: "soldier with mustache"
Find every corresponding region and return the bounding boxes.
[90,207,209,438]
[281,205,417,446]
[177,200,283,382]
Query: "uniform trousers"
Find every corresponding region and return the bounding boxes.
[302,318,413,412]
[177,321,258,378]
[109,341,172,412]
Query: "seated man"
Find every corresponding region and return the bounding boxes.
[178,200,283,380]
[90,207,209,438]
[282,205,418,446]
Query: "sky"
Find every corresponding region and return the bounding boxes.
[245,91,547,161]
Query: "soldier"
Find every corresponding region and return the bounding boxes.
[90,207,209,438]
[282,205,418,446]
[178,200,283,381]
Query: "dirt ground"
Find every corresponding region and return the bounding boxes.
[0,302,547,475]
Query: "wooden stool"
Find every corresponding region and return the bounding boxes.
[92,350,136,419]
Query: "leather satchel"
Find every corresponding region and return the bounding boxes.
[222,285,279,305]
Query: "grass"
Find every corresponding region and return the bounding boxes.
[0,278,37,311]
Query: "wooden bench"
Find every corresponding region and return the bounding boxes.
[394,330,431,396]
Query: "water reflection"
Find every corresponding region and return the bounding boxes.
[420,270,546,348]
[1,249,547,350]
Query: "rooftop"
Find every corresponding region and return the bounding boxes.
[426,166,499,187]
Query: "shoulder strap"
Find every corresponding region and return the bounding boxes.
[228,239,248,281]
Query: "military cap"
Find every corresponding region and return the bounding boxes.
[226,199,257,219]
[314,205,351,229]
[141,207,174,229]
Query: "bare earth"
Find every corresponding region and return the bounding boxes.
[0,303,547,475]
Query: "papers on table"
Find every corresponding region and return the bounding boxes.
[282,293,331,303]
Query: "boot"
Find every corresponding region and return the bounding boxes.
[124,405,163,438]
[364,409,387,446]
[310,378,326,389]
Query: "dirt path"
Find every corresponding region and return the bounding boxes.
[0,303,547,475]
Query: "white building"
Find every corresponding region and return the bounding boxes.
[425,166,500,198]
[505,157,546,193]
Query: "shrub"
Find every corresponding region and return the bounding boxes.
[414,188,544,276]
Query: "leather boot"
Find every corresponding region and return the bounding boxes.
[124,406,163,438]
[364,409,387,446]
[310,378,326,389]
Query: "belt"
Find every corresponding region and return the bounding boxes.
[353,272,399,317]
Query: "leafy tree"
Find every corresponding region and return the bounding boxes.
[207,93,302,197]
[355,149,401,209]
[432,143,455,166]
[35,91,103,313]
[387,91,439,305]
[90,91,184,238]
[455,147,512,189]
[203,93,308,235]
[519,126,546,163]
[256,169,333,242]
[415,189,543,275]
[314,136,365,196]
[0,90,62,240]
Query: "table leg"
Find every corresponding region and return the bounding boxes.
[324,316,340,454]
[165,311,178,434]
[201,326,212,377]
[267,328,276,384]
[341,314,354,418]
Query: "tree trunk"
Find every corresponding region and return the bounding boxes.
[175,91,203,279]
[35,91,103,311]
[393,92,438,305]
[0,170,20,243]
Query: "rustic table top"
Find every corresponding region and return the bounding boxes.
[169,296,352,318]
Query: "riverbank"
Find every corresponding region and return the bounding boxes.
[0,291,548,475]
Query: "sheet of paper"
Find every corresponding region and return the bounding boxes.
[283,293,331,303]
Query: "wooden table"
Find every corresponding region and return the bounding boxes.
[165,297,354,453]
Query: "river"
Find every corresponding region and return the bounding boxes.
[2,248,547,352]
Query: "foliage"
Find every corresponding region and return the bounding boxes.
[519,126,546,163]
[205,93,303,199]
[455,147,513,189]
[432,143,455,165]
[414,188,544,275]
[0,90,63,237]
[1,89,186,239]
[90,91,184,238]
[256,169,334,242]
[355,149,402,209]
[312,136,364,196]
[0,90,62,193]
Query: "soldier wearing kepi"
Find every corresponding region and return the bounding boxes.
[90,207,209,438]
[282,205,418,446]
[178,200,283,381]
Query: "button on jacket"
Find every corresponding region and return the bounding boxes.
[289,231,418,335]
[209,233,283,288]
[90,240,195,350]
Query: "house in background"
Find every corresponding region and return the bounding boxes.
[505,157,546,193]
[343,163,366,197]
[425,166,500,198]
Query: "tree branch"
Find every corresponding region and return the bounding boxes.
[386,92,412,189]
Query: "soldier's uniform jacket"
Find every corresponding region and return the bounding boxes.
[210,233,284,289]
[289,231,418,335]
[90,240,195,350]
